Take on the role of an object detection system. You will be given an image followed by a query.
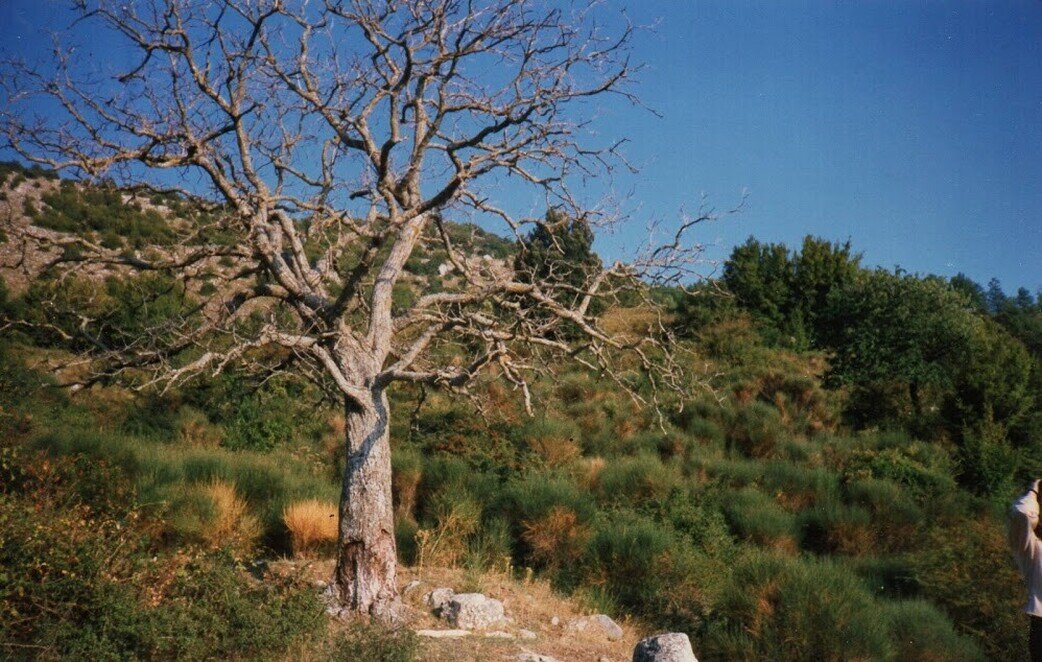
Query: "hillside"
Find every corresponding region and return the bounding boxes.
[2,163,1042,660]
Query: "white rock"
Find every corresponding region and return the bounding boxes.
[519,628,538,640]
[484,630,515,639]
[425,587,455,613]
[401,579,422,596]
[518,652,561,662]
[632,633,698,662]
[567,614,624,641]
[550,615,560,627]
[443,593,505,630]
[415,629,472,638]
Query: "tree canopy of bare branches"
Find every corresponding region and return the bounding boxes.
[1,0,719,620]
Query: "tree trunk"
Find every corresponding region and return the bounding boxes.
[331,388,401,621]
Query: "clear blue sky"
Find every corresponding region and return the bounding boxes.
[2,1,1041,292]
[598,1,1042,292]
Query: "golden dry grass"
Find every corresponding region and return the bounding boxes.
[416,500,480,568]
[521,505,589,569]
[200,480,261,552]
[283,499,339,557]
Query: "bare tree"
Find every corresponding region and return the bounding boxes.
[1,0,716,620]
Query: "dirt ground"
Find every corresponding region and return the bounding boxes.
[276,559,642,662]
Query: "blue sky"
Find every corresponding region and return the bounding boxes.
[2,1,1041,292]
[596,1,1042,292]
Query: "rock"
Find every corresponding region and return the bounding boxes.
[550,615,560,627]
[599,657,611,662]
[632,633,698,662]
[443,593,505,630]
[484,630,515,639]
[518,652,561,662]
[567,614,624,641]
[424,587,455,614]
[519,628,538,640]
[415,629,472,638]
[401,580,422,596]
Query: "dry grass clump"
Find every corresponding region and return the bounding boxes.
[521,505,589,569]
[283,499,338,557]
[416,499,480,568]
[200,480,261,552]
[527,433,582,468]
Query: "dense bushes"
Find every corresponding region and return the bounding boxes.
[0,439,328,659]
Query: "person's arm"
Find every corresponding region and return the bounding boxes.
[1010,479,1042,563]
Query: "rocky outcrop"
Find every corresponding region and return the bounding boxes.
[442,592,506,630]
[566,614,624,641]
[632,633,698,662]
[425,587,456,614]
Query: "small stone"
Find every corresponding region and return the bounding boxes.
[401,580,422,596]
[550,616,560,627]
[484,630,515,639]
[425,587,455,614]
[518,652,561,662]
[415,629,472,638]
[632,633,698,662]
[566,614,624,642]
[599,657,611,662]
[443,593,505,630]
[314,579,328,590]
[519,628,538,640]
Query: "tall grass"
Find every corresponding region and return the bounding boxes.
[31,427,338,550]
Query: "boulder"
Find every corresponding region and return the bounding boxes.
[632,633,698,662]
[443,593,505,630]
[424,587,455,614]
[567,614,624,641]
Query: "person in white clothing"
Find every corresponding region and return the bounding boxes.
[1010,478,1042,662]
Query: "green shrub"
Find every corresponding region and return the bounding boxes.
[722,487,798,548]
[910,518,1023,659]
[596,455,679,506]
[703,551,892,661]
[727,401,786,458]
[887,600,985,661]
[500,472,596,525]
[844,477,923,529]
[797,501,872,555]
[698,456,764,486]
[839,434,957,497]
[762,460,839,506]
[849,556,920,600]
[0,442,325,659]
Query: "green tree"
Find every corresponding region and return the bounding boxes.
[722,236,860,348]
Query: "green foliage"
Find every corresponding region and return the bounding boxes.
[720,235,860,347]
[0,439,327,660]
[704,551,893,661]
[29,184,175,247]
[514,208,603,332]
[726,401,786,458]
[910,518,1023,659]
[722,487,798,547]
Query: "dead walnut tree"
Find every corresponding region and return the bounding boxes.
[1,0,716,619]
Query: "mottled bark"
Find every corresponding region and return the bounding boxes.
[332,388,401,621]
